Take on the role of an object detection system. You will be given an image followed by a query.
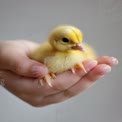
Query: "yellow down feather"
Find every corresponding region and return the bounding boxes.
[30,25,96,74]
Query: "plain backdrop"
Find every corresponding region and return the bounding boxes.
[0,0,122,122]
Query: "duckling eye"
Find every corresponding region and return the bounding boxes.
[62,38,70,43]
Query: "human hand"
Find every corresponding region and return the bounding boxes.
[0,42,118,107]
[0,40,48,77]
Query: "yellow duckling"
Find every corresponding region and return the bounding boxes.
[30,25,96,86]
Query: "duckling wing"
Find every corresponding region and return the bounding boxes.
[30,42,54,62]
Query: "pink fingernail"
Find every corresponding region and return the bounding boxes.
[102,65,111,73]
[87,60,98,71]
[32,65,48,77]
[110,57,119,65]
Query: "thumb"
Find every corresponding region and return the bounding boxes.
[15,57,48,77]
[0,55,48,78]
[16,58,48,77]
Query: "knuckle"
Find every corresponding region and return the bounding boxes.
[14,61,23,74]
[87,75,96,82]
[64,89,76,98]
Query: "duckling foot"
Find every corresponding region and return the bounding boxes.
[71,68,76,74]
[50,73,56,79]
[75,63,87,73]
[44,74,52,87]
[71,63,87,74]
[39,73,56,87]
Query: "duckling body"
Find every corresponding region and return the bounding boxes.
[30,25,96,86]
[45,50,84,73]
[31,42,96,74]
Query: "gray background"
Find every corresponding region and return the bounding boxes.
[0,0,122,122]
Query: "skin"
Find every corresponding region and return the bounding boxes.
[0,40,119,107]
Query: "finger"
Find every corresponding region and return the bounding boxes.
[37,64,111,107]
[0,70,39,95]
[1,60,97,95]
[13,57,48,78]
[35,91,69,107]
[97,56,119,66]
[63,64,111,97]
[0,54,48,78]
[0,70,48,105]
[37,60,97,96]
[0,70,54,107]
[1,60,97,97]
[0,40,48,77]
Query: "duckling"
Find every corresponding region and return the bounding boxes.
[30,25,96,86]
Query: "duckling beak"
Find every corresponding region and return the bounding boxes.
[71,44,85,52]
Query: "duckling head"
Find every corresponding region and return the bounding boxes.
[48,25,85,51]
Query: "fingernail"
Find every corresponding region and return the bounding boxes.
[102,65,111,73]
[32,65,48,77]
[87,60,98,71]
[110,57,119,65]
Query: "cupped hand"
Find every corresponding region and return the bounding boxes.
[0,40,48,77]
[0,41,118,107]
